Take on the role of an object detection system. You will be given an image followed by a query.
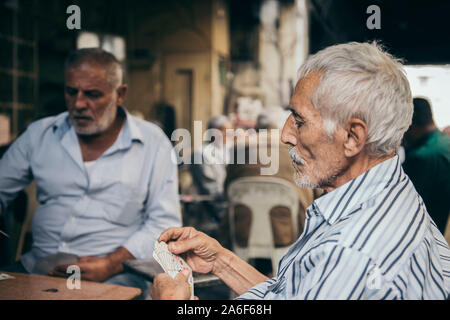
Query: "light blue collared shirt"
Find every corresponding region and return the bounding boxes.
[237,155,450,299]
[0,108,181,273]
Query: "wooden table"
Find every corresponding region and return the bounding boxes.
[0,272,141,300]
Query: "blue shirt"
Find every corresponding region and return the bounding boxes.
[0,108,182,272]
[237,155,450,300]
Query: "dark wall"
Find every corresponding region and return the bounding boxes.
[309,0,450,64]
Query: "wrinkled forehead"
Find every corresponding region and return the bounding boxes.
[293,72,321,96]
[65,62,108,78]
[65,62,116,89]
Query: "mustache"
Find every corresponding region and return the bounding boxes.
[71,112,93,120]
[288,146,306,166]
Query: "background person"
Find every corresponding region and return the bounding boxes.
[0,48,182,296]
[402,97,450,234]
[189,115,233,234]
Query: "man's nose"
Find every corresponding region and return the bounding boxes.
[281,115,297,146]
[74,92,88,110]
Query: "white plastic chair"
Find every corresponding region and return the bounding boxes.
[227,176,299,274]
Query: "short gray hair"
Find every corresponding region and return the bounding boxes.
[64,48,123,88]
[207,115,230,130]
[298,41,413,157]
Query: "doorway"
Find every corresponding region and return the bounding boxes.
[174,69,193,132]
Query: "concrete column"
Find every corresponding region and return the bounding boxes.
[258,0,309,108]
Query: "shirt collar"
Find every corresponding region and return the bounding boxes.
[311,155,404,225]
[118,106,144,146]
[53,106,144,147]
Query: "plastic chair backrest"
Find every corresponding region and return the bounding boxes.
[227,176,299,274]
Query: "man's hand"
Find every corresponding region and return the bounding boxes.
[150,268,193,300]
[49,247,134,282]
[50,256,116,282]
[158,227,225,275]
[159,227,269,296]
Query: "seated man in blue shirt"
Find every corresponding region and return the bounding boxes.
[150,42,450,300]
[0,48,181,295]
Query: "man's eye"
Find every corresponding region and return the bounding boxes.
[295,120,304,128]
[65,88,77,96]
[86,92,102,99]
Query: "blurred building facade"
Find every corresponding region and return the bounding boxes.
[2,0,449,143]
[0,0,233,141]
[0,0,313,143]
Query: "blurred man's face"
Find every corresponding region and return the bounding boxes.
[221,122,234,144]
[65,63,125,136]
[281,73,348,189]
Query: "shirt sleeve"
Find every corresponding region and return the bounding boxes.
[235,277,278,300]
[0,128,33,215]
[121,138,182,259]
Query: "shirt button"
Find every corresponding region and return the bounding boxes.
[71,217,76,222]
[61,242,67,247]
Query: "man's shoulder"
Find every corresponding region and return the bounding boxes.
[127,114,172,147]
[333,181,428,274]
[24,112,69,137]
[408,131,450,159]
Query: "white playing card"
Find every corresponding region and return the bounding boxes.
[153,241,194,300]
[0,273,15,281]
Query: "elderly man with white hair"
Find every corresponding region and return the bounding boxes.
[151,42,450,300]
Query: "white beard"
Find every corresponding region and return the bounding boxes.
[293,172,321,189]
[289,146,319,188]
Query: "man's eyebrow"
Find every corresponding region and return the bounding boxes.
[64,86,78,92]
[288,108,304,120]
[84,89,102,94]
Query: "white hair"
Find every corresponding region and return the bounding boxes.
[297,41,413,157]
[205,115,231,142]
[207,115,230,130]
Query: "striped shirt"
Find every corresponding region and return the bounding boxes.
[237,155,450,300]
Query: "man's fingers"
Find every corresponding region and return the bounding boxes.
[49,269,67,278]
[54,264,71,272]
[158,227,188,243]
[78,256,91,262]
[168,235,204,255]
[153,273,171,284]
[49,264,71,277]
[51,262,89,276]
[175,268,191,282]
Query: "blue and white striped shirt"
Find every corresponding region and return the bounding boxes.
[237,155,450,300]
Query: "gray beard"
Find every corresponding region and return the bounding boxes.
[293,172,321,189]
[289,146,343,189]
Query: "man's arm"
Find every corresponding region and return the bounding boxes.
[0,129,34,216]
[106,246,135,275]
[121,139,182,260]
[212,247,269,295]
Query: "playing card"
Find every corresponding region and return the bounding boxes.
[153,241,194,300]
[0,273,15,281]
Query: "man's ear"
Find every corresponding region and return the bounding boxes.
[116,84,128,105]
[343,118,368,157]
